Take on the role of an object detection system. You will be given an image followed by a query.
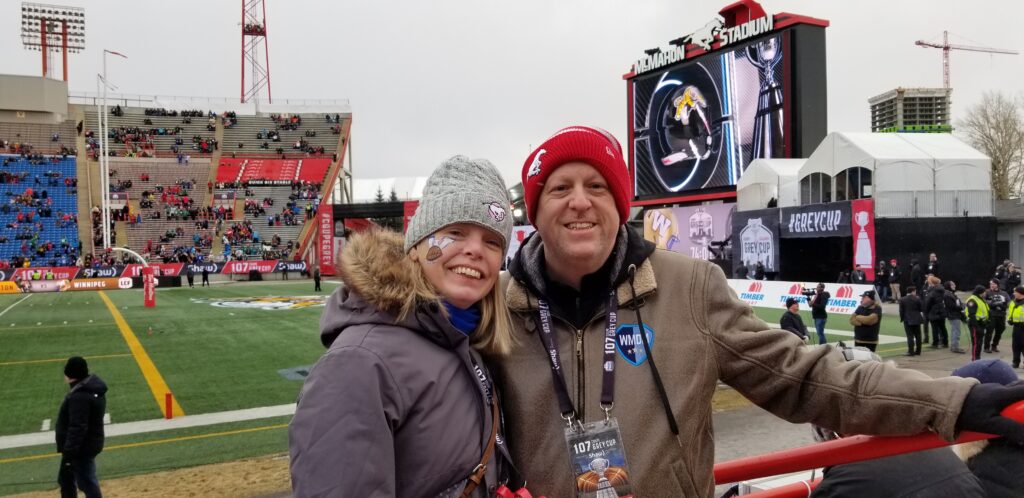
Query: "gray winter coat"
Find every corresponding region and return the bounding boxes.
[289,230,503,498]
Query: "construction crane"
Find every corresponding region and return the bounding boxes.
[915,31,1018,88]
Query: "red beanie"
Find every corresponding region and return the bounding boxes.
[521,126,631,225]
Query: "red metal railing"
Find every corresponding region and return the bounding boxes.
[714,400,1024,497]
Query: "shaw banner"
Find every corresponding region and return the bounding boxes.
[318,206,335,276]
[851,199,876,282]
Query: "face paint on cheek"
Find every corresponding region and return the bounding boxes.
[425,235,455,262]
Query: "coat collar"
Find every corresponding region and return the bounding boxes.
[506,257,656,313]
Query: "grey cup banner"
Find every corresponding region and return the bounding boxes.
[643,204,735,261]
[732,208,780,277]
[779,201,852,239]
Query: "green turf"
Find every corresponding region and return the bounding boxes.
[0,281,338,437]
[0,415,291,496]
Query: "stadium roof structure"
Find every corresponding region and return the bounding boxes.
[736,158,804,212]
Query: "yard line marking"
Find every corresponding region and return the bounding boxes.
[0,353,132,367]
[40,419,49,432]
[98,291,184,418]
[103,413,111,425]
[0,294,32,318]
[0,423,289,464]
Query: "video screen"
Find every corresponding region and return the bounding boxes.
[631,33,787,198]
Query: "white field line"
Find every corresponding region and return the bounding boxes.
[0,294,32,318]
[39,419,49,432]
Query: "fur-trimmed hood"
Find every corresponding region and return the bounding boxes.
[320,229,460,350]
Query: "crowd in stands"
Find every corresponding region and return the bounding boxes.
[222,111,238,128]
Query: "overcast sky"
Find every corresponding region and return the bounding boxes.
[3,0,1023,185]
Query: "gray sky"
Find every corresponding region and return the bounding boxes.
[3,0,1023,185]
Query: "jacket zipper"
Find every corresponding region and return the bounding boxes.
[575,327,585,422]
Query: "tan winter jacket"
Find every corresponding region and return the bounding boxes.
[491,248,976,498]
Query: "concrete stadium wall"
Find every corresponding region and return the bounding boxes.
[0,74,69,123]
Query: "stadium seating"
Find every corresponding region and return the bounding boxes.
[0,155,80,266]
[212,183,318,260]
[82,107,218,159]
[221,113,343,158]
[0,121,77,155]
[101,158,215,261]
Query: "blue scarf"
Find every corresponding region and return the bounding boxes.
[443,301,480,336]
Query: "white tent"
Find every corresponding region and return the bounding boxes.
[797,132,991,217]
[736,159,804,211]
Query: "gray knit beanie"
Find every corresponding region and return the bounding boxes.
[404,155,513,253]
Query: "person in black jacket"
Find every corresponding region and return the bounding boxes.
[56,356,107,498]
[946,281,968,354]
[985,279,1011,353]
[899,286,925,356]
[925,276,949,348]
[780,298,808,341]
[850,291,882,351]
[809,283,830,345]
[952,359,1024,498]
[874,260,890,303]
[888,258,902,303]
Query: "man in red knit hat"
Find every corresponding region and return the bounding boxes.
[489,125,1024,497]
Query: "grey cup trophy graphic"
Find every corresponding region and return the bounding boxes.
[745,37,784,160]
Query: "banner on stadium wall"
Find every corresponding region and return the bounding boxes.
[65,277,135,291]
[643,203,735,261]
[318,206,335,276]
[403,201,419,231]
[276,261,307,273]
[507,226,535,262]
[12,267,81,281]
[726,279,873,315]
[222,260,279,274]
[851,199,876,282]
[731,208,781,278]
[0,281,22,294]
[246,180,292,186]
[122,263,184,277]
[779,202,852,239]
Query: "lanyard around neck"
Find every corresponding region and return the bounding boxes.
[535,291,618,425]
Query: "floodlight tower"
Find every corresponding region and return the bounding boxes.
[20,2,86,82]
[241,0,272,103]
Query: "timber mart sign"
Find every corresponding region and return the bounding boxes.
[633,7,774,75]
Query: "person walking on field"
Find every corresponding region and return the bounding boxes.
[56,356,107,498]
[312,265,321,292]
[185,266,194,288]
[780,298,808,341]
[899,286,925,356]
[201,266,210,287]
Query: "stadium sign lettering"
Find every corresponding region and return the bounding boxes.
[718,14,774,47]
[634,46,687,75]
[787,209,843,234]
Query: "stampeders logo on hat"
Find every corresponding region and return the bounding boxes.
[526,149,546,179]
[484,202,506,222]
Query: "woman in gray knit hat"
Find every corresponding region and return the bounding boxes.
[289,156,520,497]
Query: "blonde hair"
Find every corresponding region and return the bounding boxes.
[397,254,516,356]
[926,275,941,287]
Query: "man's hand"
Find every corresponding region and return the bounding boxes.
[956,382,1024,444]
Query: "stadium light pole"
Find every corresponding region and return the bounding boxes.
[100,49,127,250]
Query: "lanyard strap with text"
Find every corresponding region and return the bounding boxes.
[536,291,618,425]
